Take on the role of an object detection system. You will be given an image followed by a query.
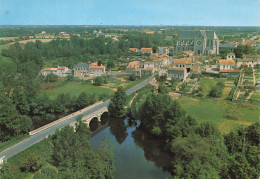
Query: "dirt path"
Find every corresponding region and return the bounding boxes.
[129,93,138,106]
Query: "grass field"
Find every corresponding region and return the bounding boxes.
[178,95,260,134]
[42,81,115,99]
[198,77,228,95]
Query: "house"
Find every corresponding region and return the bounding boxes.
[219,44,237,53]
[143,62,154,69]
[140,48,153,54]
[236,59,259,68]
[56,66,70,77]
[182,50,194,58]
[74,63,89,77]
[41,68,57,76]
[128,61,140,68]
[134,68,155,78]
[175,30,219,55]
[158,47,169,54]
[218,59,235,70]
[89,66,106,76]
[168,67,188,81]
[226,53,235,60]
[174,58,193,72]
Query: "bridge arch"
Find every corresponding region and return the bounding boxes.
[89,117,99,131]
[100,112,109,125]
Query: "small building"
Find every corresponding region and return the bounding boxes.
[143,61,154,69]
[89,66,106,76]
[218,59,235,70]
[134,68,155,78]
[174,58,193,72]
[168,67,188,81]
[74,62,89,77]
[158,47,169,54]
[41,67,57,76]
[56,66,70,77]
[226,53,235,60]
[236,59,259,68]
[129,48,138,53]
[128,61,140,68]
[140,48,153,54]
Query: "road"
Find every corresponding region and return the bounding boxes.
[0,75,155,160]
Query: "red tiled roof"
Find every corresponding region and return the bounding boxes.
[90,66,105,69]
[219,59,235,65]
[141,48,152,51]
[174,58,192,64]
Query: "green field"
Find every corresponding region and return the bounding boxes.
[42,81,115,99]
[178,95,259,134]
[198,78,228,95]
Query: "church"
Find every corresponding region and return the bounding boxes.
[175,30,219,55]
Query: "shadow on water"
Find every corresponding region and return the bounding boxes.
[131,125,174,174]
[108,117,128,144]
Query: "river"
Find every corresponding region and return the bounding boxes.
[90,117,172,179]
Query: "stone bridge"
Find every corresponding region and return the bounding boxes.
[70,105,108,128]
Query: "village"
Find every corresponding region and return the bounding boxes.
[39,29,260,104]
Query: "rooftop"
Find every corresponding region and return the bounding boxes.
[219,59,235,65]
[174,58,192,64]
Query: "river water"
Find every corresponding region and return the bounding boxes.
[90,117,172,179]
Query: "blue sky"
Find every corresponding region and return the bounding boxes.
[0,0,259,26]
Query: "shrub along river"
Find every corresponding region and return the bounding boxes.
[89,116,172,179]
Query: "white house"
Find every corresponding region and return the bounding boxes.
[174,58,193,72]
[89,66,106,76]
[218,59,235,70]
[236,59,259,68]
[41,68,57,76]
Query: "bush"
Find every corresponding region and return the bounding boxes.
[45,73,58,83]
[128,73,136,81]
[93,76,104,86]
[226,86,236,100]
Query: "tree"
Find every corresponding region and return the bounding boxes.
[108,87,127,117]
[128,73,136,81]
[45,73,58,83]
[98,60,102,66]
[107,60,115,69]
[93,76,104,86]
[21,153,44,172]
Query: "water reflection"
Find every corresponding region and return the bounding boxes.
[108,117,128,144]
[132,125,174,174]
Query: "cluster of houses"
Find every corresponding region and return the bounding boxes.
[40,62,106,78]
[218,53,259,76]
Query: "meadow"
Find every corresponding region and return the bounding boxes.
[41,80,115,99]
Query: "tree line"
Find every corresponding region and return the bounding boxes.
[130,91,259,178]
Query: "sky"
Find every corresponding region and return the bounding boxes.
[0,0,259,26]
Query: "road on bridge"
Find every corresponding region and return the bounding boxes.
[0,75,156,160]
